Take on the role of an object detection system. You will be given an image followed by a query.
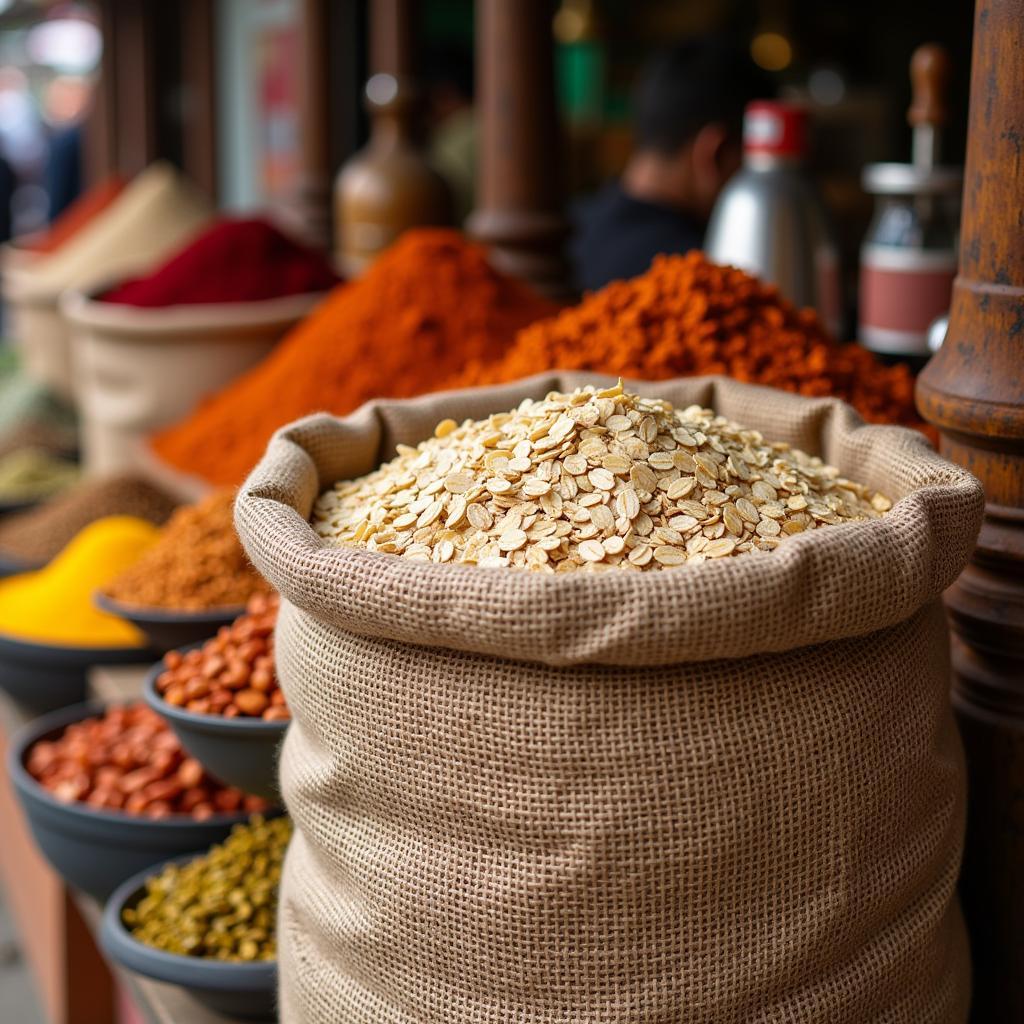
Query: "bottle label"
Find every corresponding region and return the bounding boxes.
[859,244,956,355]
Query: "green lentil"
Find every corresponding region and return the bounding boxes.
[122,815,291,961]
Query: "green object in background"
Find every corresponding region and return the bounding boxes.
[0,344,78,453]
[558,40,606,125]
[0,448,79,505]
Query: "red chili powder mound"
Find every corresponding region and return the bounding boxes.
[150,229,559,485]
[101,218,340,307]
[19,176,126,254]
[461,250,928,435]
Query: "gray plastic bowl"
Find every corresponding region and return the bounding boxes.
[8,702,255,899]
[0,632,154,713]
[94,593,244,654]
[101,854,277,1021]
[0,550,39,579]
[143,653,287,801]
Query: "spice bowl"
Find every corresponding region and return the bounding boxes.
[144,654,287,800]
[94,592,243,653]
[0,550,38,580]
[7,703,257,898]
[0,632,152,713]
[101,854,277,1021]
[61,285,327,475]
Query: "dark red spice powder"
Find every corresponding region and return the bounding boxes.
[101,218,340,307]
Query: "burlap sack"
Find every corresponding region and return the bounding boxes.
[235,373,983,1024]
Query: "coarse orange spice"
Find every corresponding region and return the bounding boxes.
[460,251,929,436]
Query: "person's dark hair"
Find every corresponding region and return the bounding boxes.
[423,43,474,103]
[632,36,768,155]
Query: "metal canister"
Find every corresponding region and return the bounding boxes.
[858,43,962,360]
[859,164,960,357]
[705,101,841,337]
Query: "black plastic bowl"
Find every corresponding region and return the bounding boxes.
[0,632,153,713]
[94,592,244,653]
[144,654,287,801]
[8,702,255,899]
[101,854,277,1021]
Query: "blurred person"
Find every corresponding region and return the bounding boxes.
[424,45,476,225]
[570,37,767,291]
[43,76,91,218]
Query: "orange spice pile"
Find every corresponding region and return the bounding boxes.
[461,251,926,434]
[151,230,558,485]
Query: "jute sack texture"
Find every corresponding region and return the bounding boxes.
[235,373,983,1024]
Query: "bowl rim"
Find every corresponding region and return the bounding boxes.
[61,283,331,336]
[0,550,39,576]
[7,700,259,829]
[101,853,278,989]
[94,591,247,625]
[143,646,289,735]
[0,628,155,663]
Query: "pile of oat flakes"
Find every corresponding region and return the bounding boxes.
[312,382,891,572]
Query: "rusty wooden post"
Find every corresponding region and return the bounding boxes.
[916,0,1024,1019]
[468,0,571,299]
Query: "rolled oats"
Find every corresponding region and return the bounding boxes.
[312,382,890,572]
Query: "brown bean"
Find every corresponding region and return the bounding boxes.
[177,758,205,789]
[166,683,188,707]
[213,789,242,812]
[263,706,291,722]
[234,689,269,717]
[184,676,210,700]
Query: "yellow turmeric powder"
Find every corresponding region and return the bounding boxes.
[0,515,159,647]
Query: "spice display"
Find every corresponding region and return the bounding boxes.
[0,350,77,439]
[102,490,272,611]
[0,420,77,462]
[313,381,891,571]
[101,218,340,307]
[10,162,211,299]
[26,703,270,819]
[122,815,290,959]
[151,230,558,485]
[17,177,126,254]
[0,449,79,505]
[461,251,926,433]
[155,593,287,720]
[0,516,158,646]
[0,474,178,568]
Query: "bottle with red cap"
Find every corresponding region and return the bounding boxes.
[705,100,841,336]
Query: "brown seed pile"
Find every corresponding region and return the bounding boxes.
[102,489,273,610]
[312,382,892,572]
[0,474,179,567]
[26,703,271,819]
[155,593,288,720]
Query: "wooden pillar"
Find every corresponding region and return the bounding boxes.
[180,0,217,200]
[468,0,570,299]
[916,1,1024,1019]
[283,0,334,249]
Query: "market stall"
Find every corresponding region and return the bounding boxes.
[0,0,1020,1022]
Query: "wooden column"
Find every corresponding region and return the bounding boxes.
[281,0,334,249]
[916,0,1024,1019]
[180,0,217,200]
[468,0,570,299]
